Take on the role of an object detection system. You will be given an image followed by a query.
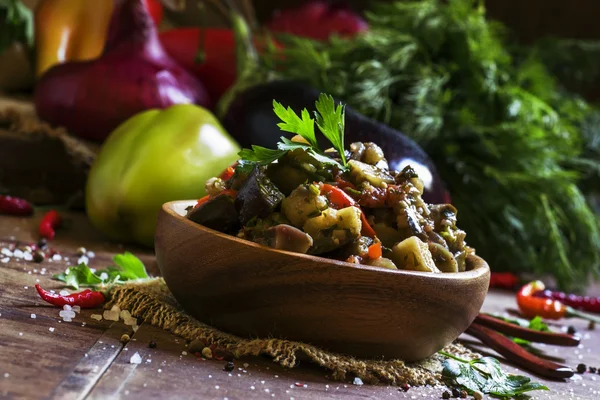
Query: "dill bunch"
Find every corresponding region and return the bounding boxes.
[263,0,600,291]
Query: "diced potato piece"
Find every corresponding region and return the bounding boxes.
[349,159,394,188]
[390,236,441,273]
[366,257,398,270]
[428,242,458,273]
[372,223,404,248]
[281,185,328,228]
[303,207,362,240]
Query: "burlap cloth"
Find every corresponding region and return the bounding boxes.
[106,278,481,386]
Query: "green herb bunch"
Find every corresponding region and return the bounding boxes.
[263,0,600,291]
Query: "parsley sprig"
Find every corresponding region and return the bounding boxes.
[440,352,548,398]
[238,93,348,170]
[53,252,149,290]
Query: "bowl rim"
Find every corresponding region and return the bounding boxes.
[161,200,490,282]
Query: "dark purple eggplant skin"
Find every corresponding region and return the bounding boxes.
[221,79,450,204]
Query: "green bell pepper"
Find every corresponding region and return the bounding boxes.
[86,104,241,247]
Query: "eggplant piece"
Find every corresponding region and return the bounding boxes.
[265,224,314,254]
[186,194,239,234]
[235,166,285,225]
[221,79,449,204]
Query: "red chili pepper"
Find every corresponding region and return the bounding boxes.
[219,163,237,181]
[38,210,61,240]
[35,284,105,308]
[0,195,34,216]
[489,272,520,290]
[334,175,356,190]
[533,289,600,314]
[319,183,376,238]
[516,281,600,323]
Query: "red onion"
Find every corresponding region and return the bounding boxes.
[34,0,211,142]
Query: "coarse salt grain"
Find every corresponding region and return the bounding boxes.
[78,256,89,265]
[23,253,32,261]
[130,352,142,364]
[72,306,81,313]
[23,286,28,289]
[3,373,9,378]
[59,290,69,296]
[99,272,108,281]
[120,310,132,320]
[13,249,24,258]
[18,332,22,336]
[49,327,55,332]
[1,248,12,257]
[103,310,119,321]
[353,377,364,386]
[90,314,103,321]
[52,254,62,261]
[1,257,9,263]
[30,314,36,319]
[63,305,72,311]
[87,251,96,258]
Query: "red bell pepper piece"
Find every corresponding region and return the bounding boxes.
[143,0,163,26]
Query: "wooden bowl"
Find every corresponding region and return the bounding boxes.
[155,200,491,361]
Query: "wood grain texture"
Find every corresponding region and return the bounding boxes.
[155,200,491,362]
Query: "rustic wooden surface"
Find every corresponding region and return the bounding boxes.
[1,210,600,400]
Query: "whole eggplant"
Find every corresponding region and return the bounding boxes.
[221,80,449,204]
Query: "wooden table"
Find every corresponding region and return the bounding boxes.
[1,211,600,400]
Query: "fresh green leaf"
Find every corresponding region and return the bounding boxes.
[272,100,318,148]
[54,264,103,290]
[314,93,347,166]
[0,0,34,55]
[527,316,550,332]
[53,252,148,289]
[238,146,287,165]
[112,251,149,280]
[441,353,549,398]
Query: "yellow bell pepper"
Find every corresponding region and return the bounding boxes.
[33,0,115,78]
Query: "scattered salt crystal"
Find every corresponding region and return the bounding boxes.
[72,306,81,313]
[59,290,69,296]
[1,248,13,256]
[63,317,72,322]
[30,314,36,319]
[87,251,96,258]
[132,325,139,332]
[130,352,142,364]
[353,377,364,386]
[63,305,72,311]
[243,363,249,368]
[157,369,162,373]
[3,373,9,378]
[49,327,55,332]
[90,314,103,321]
[124,317,137,326]
[182,351,187,355]
[99,272,108,281]
[215,386,220,389]
[23,286,28,289]
[143,383,147,387]
[103,310,119,321]
[146,359,151,363]
[59,310,76,319]
[250,386,255,390]
[120,310,132,320]
[77,256,89,265]
[23,253,32,261]
[18,332,23,336]
[52,254,62,261]
[1,257,9,263]
[13,249,24,258]
[110,305,121,313]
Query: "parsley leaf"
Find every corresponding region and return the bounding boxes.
[441,353,548,398]
[238,145,286,165]
[314,93,347,166]
[273,100,319,148]
[53,252,148,290]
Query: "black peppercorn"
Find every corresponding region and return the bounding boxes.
[148,340,157,349]
[589,366,597,374]
[224,361,235,372]
[589,321,596,330]
[577,363,587,374]
[33,250,45,263]
[37,238,47,249]
[451,387,461,397]
[567,326,577,335]
[442,390,451,399]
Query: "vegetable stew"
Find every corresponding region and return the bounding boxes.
[186,94,475,273]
